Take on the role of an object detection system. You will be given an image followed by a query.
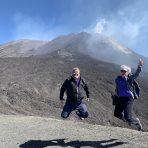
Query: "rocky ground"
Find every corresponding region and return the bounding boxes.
[0,115,148,148]
[0,53,147,131]
[0,33,148,148]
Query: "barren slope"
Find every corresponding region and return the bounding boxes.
[0,51,147,131]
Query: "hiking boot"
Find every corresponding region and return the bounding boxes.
[135,118,143,131]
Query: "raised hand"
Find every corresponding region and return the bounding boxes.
[138,59,144,67]
[85,98,90,102]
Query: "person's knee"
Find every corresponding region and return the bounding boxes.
[124,116,136,124]
[124,112,133,122]
[61,112,69,119]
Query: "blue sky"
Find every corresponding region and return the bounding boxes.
[0,0,148,57]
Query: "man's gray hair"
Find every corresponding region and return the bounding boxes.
[73,67,80,72]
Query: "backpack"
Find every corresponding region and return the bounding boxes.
[128,76,140,99]
[111,92,119,105]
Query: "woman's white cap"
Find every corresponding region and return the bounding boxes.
[120,65,131,73]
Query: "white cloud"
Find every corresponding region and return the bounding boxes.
[88,14,146,48]
[85,1,148,57]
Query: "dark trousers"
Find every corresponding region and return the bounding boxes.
[114,97,139,124]
[61,102,88,119]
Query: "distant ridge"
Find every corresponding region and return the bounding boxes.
[0,32,148,71]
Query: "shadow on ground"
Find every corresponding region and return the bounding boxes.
[19,138,128,148]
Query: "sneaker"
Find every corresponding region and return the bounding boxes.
[135,118,143,131]
[76,111,84,120]
[76,110,80,116]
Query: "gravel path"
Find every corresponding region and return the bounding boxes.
[0,115,148,148]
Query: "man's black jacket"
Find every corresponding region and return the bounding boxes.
[60,76,90,103]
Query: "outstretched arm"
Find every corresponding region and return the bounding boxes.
[60,80,67,101]
[131,59,144,80]
[84,82,90,102]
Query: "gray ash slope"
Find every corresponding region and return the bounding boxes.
[0,49,148,131]
[0,32,148,131]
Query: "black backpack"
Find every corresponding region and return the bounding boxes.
[128,76,140,99]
